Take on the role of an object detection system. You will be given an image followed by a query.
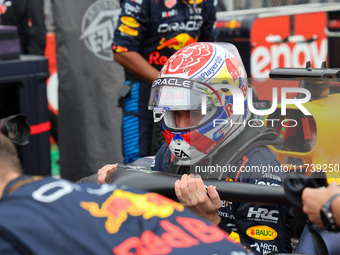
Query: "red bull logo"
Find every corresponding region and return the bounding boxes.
[182,0,203,4]
[215,20,242,30]
[160,91,186,100]
[157,33,197,51]
[150,33,198,66]
[113,216,229,254]
[80,189,184,234]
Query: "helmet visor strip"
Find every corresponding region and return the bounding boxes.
[148,77,225,130]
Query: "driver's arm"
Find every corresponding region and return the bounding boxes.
[174,174,222,225]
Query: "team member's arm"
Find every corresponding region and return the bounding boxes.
[114,51,159,84]
[302,181,340,228]
[112,0,158,84]
[333,192,340,227]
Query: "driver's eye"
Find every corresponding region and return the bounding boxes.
[190,111,202,118]
[173,111,181,117]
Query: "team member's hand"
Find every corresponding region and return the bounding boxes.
[302,181,340,228]
[175,174,222,224]
[97,164,117,184]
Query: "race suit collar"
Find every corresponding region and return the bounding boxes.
[4,175,43,196]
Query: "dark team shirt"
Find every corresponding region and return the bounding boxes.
[0,176,252,255]
[217,147,293,255]
[112,0,217,71]
[154,144,293,255]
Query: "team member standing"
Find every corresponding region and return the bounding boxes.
[0,133,252,255]
[112,0,217,163]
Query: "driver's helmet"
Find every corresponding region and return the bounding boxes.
[148,42,250,165]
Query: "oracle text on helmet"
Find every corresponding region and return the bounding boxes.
[152,78,191,88]
[202,85,312,116]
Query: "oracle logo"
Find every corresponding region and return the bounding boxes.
[251,39,328,80]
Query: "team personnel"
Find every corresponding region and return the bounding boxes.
[302,181,340,231]
[112,0,217,163]
[0,133,253,255]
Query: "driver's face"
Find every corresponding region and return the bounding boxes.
[174,110,204,128]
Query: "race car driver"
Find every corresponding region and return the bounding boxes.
[98,42,293,254]
[148,42,293,254]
